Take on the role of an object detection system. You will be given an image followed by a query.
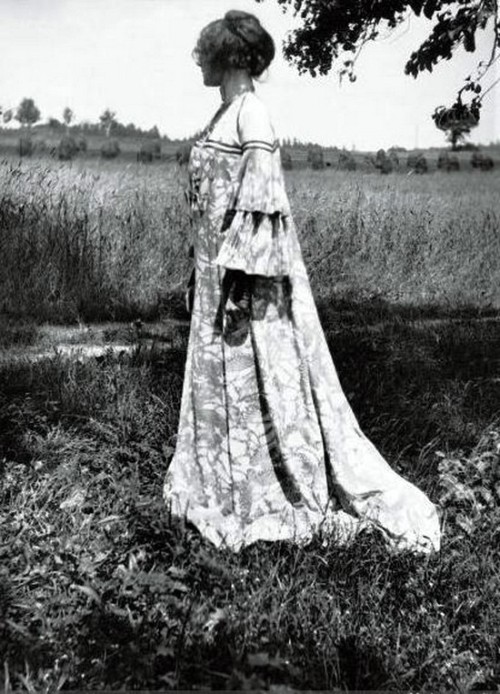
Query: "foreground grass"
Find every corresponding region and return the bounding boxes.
[1,156,500,323]
[1,308,499,691]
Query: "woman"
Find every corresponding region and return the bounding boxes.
[163,10,441,553]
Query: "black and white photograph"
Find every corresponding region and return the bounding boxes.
[0,0,499,690]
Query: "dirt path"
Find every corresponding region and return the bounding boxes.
[1,313,499,365]
[0,318,190,364]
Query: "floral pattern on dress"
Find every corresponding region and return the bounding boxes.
[163,91,441,554]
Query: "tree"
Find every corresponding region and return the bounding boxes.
[48,117,63,130]
[99,108,117,138]
[63,107,74,131]
[1,107,13,124]
[256,0,500,127]
[15,97,41,129]
[434,105,478,150]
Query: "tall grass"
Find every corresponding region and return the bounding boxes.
[1,156,499,322]
[290,169,500,308]
[0,158,191,322]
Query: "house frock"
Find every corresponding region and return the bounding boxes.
[163,90,441,554]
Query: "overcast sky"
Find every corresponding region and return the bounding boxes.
[0,0,498,150]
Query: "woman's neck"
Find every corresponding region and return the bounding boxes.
[220,70,254,103]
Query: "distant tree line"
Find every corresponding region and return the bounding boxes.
[1,97,168,140]
[2,97,496,170]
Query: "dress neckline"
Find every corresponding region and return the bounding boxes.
[221,86,255,105]
[198,91,253,143]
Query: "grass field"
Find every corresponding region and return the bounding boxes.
[1,153,500,691]
[1,154,500,322]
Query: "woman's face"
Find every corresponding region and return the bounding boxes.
[199,56,224,87]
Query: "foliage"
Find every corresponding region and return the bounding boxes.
[79,119,167,140]
[15,98,41,129]
[62,107,74,128]
[47,117,63,130]
[437,429,500,537]
[99,109,117,138]
[257,0,500,124]
[2,107,13,124]
[433,96,481,150]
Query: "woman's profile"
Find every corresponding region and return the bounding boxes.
[163,9,441,553]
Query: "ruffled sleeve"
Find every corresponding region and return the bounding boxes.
[215,94,293,277]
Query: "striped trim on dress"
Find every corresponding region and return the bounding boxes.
[241,139,279,153]
[197,138,279,156]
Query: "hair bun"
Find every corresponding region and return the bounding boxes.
[194,11,275,78]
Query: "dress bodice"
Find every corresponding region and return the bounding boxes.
[187,93,251,216]
[186,91,293,277]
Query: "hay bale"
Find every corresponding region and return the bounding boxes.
[101,139,121,159]
[338,151,356,171]
[176,144,192,166]
[407,153,428,174]
[58,136,79,161]
[307,146,324,170]
[76,136,88,153]
[19,137,33,157]
[281,149,293,170]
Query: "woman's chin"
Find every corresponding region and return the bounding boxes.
[203,77,220,87]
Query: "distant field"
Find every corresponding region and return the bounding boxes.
[0,128,183,162]
[0,151,499,322]
[1,126,499,169]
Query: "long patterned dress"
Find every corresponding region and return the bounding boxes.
[163,90,441,553]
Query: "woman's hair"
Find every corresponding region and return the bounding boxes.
[193,10,275,78]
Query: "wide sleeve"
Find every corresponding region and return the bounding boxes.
[214,95,293,277]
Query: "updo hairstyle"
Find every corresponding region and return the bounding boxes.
[193,10,275,78]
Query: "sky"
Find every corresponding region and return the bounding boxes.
[0,0,498,150]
